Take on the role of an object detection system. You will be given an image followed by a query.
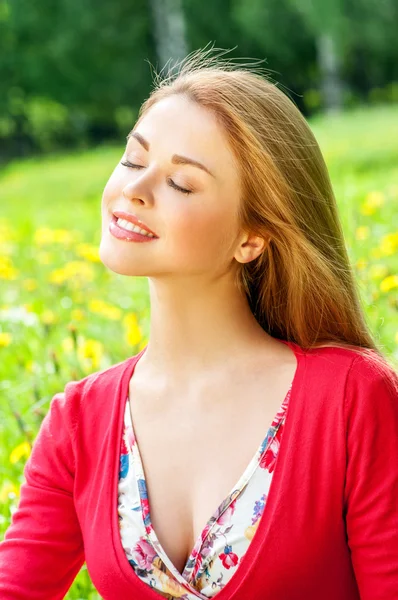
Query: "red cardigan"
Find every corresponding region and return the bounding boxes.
[1,341,398,600]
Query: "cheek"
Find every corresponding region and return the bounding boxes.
[101,167,123,212]
[101,177,116,207]
[100,171,123,233]
[166,203,236,267]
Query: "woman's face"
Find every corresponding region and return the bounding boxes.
[100,93,246,281]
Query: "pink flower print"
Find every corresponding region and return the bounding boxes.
[120,428,129,455]
[190,545,204,580]
[200,521,213,542]
[260,436,280,472]
[218,496,237,526]
[219,545,239,569]
[132,536,157,571]
[141,496,150,527]
[189,545,197,561]
[125,424,136,448]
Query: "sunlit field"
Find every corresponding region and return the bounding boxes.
[1,104,397,598]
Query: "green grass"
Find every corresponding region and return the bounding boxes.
[0,103,397,598]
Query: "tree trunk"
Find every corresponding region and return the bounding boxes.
[316,31,345,113]
[148,0,188,72]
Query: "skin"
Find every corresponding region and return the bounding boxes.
[100,93,292,397]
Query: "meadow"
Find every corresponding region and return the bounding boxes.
[0,103,397,598]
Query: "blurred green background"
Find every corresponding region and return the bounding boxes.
[1,0,398,597]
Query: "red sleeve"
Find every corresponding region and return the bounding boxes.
[344,354,398,599]
[0,380,85,599]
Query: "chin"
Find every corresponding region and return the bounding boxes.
[98,240,148,277]
[99,243,126,275]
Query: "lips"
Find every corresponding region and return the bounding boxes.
[109,215,158,242]
[112,210,158,237]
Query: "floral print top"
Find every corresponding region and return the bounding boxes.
[117,385,291,599]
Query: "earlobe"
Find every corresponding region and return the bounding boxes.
[235,234,268,264]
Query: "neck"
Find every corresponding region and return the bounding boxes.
[136,273,278,386]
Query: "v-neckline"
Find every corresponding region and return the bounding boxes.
[126,382,292,590]
[111,339,306,600]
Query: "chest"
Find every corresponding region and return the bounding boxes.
[127,361,296,575]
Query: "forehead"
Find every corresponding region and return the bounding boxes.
[130,95,239,179]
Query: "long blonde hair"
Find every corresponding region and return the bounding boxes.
[136,45,398,390]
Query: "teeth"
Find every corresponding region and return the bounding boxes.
[116,218,154,237]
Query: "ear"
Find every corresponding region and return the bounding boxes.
[234,232,269,264]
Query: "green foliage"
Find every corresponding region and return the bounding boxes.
[2,0,398,158]
[114,105,139,138]
[0,0,154,155]
[23,96,69,151]
[368,82,398,104]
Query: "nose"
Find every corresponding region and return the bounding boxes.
[122,176,154,206]
[122,188,148,207]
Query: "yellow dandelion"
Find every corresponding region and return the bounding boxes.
[34,228,81,246]
[355,258,368,271]
[379,232,398,256]
[9,441,31,464]
[33,228,54,245]
[49,261,95,286]
[0,332,12,347]
[49,267,67,285]
[22,303,35,313]
[53,229,81,244]
[22,278,38,291]
[355,226,370,241]
[380,275,398,293]
[366,190,385,206]
[75,243,101,263]
[123,313,143,346]
[77,338,104,370]
[71,308,85,321]
[395,331,398,344]
[0,482,20,503]
[88,299,122,320]
[41,309,57,325]
[0,256,19,280]
[65,261,95,280]
[360,191,385,216]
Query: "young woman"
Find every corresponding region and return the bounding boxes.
[1,47,397,600]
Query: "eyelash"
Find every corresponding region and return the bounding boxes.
[120,160,193,195]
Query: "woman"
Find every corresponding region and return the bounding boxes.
[1,47,397,600]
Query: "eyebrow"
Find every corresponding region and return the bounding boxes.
[126,130,216,178]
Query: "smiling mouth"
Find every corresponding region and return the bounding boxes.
[109,214,158,242]
[111,210,158,236]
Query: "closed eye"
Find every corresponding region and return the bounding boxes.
[120,160,193,195]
